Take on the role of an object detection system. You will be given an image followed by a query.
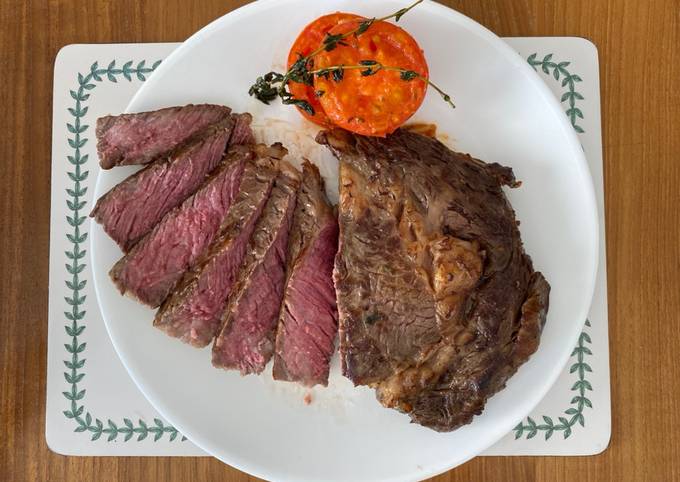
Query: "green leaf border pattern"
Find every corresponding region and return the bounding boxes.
[513,54,592,441]
[527,53,585,133]
[513,320,593,440]
[62,59,185,442]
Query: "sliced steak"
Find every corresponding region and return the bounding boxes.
[317,128,550,432]
[230,113,256,145]
[97,104,231,169]
[109,146,249,308]
[91,118,234,252]
[212,166,300,375]
[154,147,286,347]
[272,161,339,387]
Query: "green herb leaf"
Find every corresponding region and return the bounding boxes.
[400,70,418,81]
[264,71,284,83]
[394,7,409,22]
[355,19,373,36]
[332,68,344,82]
[282,96,315,115]
[248,72,284,104]
[323,33,345,52]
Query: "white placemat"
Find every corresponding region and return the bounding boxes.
[47,38,610,458]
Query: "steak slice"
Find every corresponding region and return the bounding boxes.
[154,146,285,347]
[212,165,300,375]
[109,146,249,308]
[97,104,232,169]
[91,117,234,252]
[272,161,339,387]
[230,113,256,145]
[317,128,550,432]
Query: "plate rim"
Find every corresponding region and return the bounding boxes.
[92,1,600,480]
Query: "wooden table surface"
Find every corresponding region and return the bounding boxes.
[1,0,679,480]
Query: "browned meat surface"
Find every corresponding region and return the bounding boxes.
[318,128,550,432]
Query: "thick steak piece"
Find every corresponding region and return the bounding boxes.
[91,118,234,252]
[109,146,249,308]
[318,128,550,432]
[154,148,284,347]
[273,162,339,387]
[96,104,232,169]
[212,166,300,375]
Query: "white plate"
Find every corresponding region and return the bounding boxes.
[91,1,598,480]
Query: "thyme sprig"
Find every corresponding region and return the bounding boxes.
[311,61,455,108]
[248,0,455,115]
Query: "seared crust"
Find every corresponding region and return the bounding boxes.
[318,128,550,431]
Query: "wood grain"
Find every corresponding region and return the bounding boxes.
[1,0,679,480]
